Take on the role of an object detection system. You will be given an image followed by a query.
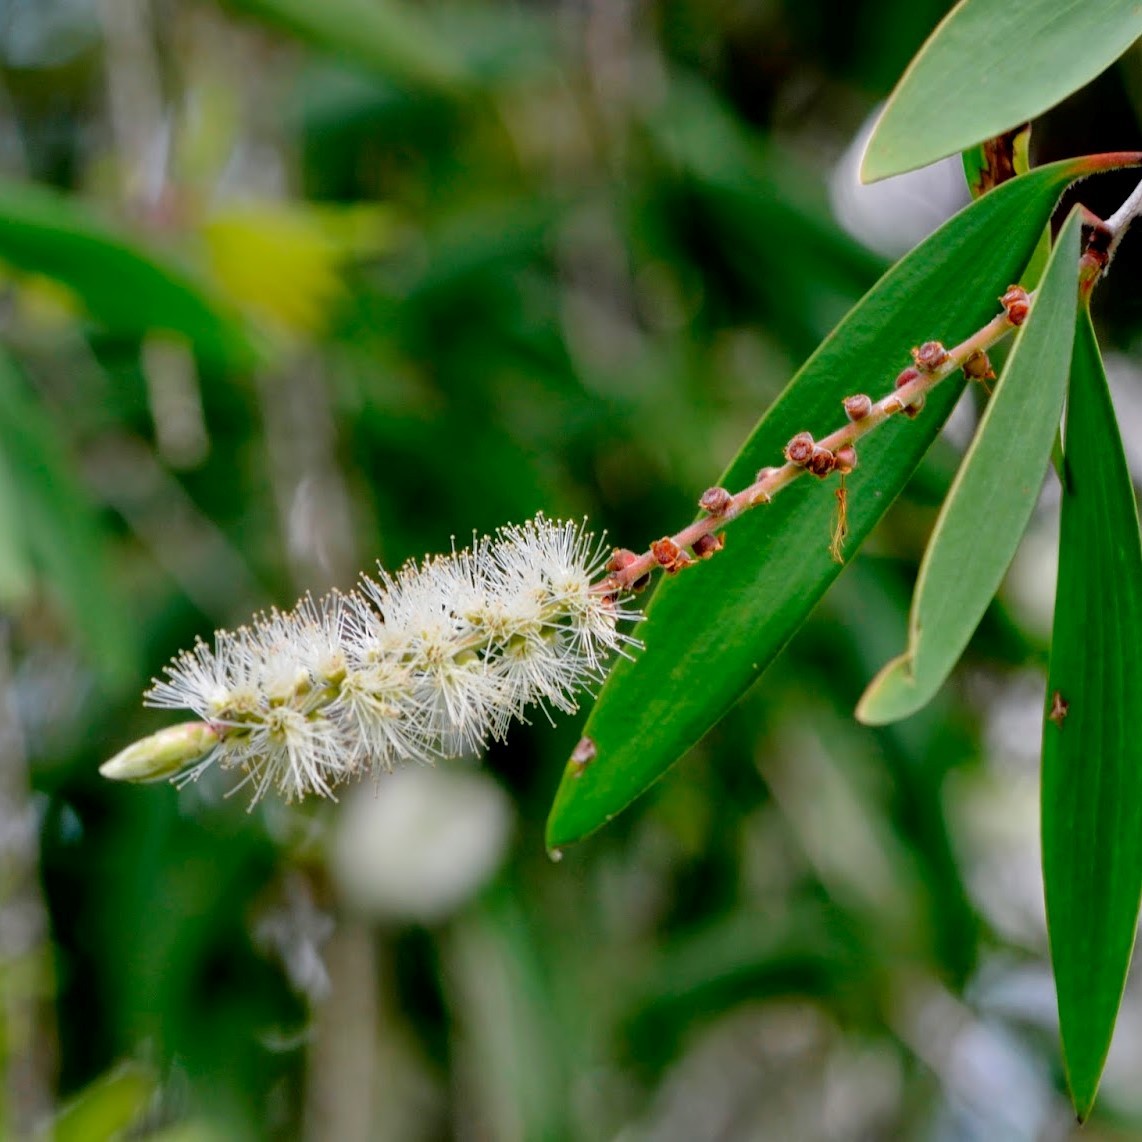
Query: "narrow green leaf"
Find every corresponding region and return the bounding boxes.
[546,154,1139,850]
[856,209,1081,725]
[0,353,137,687]
[225,0,468,93]
[0,179,250,368]
[1041,309,1142,1122]
[862,0,1142,182]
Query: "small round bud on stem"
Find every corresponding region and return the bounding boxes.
[807,446,836,478]
[911,341,948,373]
[607,548,639,573]
[893,366,925,415]
[1000,285,1030,325]
[651,537,692,573]
[833,445,857,475]
[785,432,815,466]
[962,350,995,382]
[698,486,734,517]
[692,533,725,559]
[843,394,873,421]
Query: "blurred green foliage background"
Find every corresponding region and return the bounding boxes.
[4,0,1142,1138]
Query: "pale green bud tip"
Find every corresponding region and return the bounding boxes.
[100,722,219,784]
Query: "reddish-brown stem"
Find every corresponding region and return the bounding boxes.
[597,303,1021,592]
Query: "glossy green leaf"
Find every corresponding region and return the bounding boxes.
[856,209,1081,725]
[0,179,250,367]
[546,154,1137,850]
[862,0,1142,182]
[0,352,137,687]
[226,0,468,93]
[1041,308,1142,1122]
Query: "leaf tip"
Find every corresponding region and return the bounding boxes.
[854,653,918,725]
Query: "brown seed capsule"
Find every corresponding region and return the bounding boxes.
[1000,284,1031,325]
[962,349,995,382]
[807,446,836,478]
[651,537,691,573]
[902,394,926,419]
[785,431,815,466]
[911,341,948,373]
[570,736,597,775]
[895,365,921,389]
[833,444,857,475]
[607,547,639,573]
[843,394,873,421]
[692,532,725,559]
[698,486,734,516]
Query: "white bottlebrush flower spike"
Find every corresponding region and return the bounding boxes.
[101,516,640,805]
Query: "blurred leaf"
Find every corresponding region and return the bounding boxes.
[862,0,1142,181]
[49,1062,156,1142]
[546,154,1139,850]
[224,0,468,93]
[1041,308,1142,1122]
[0,352,136,686]
[203,201,397,335]
[0,179,251,368]
[0,441,33,606]
[856,209,1081,725]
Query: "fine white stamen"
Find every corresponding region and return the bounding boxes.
[136,515,641,804]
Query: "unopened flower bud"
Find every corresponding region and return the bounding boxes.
[911,341,948,373]
[842,394,872,421]
[895,366,921,389]
[833,445,857,474]
[962,350,995,382]
[692,533,725,559]
[100,721,220,784]
[1000,285,1030,325]
[698,487,734,517]
[785,432,815,466]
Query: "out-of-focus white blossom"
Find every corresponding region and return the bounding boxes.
[101,515,639,804]
[330,765,513,922]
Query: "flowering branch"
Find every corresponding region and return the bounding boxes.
[101,518,639,804]
[102,185,1142,807]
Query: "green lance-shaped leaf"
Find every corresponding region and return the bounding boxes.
[861,0,1142,182]
[1041,309,1142,1122]
[546,153,1138,851]
[856,208,1081,726]
[0,179,250,368]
